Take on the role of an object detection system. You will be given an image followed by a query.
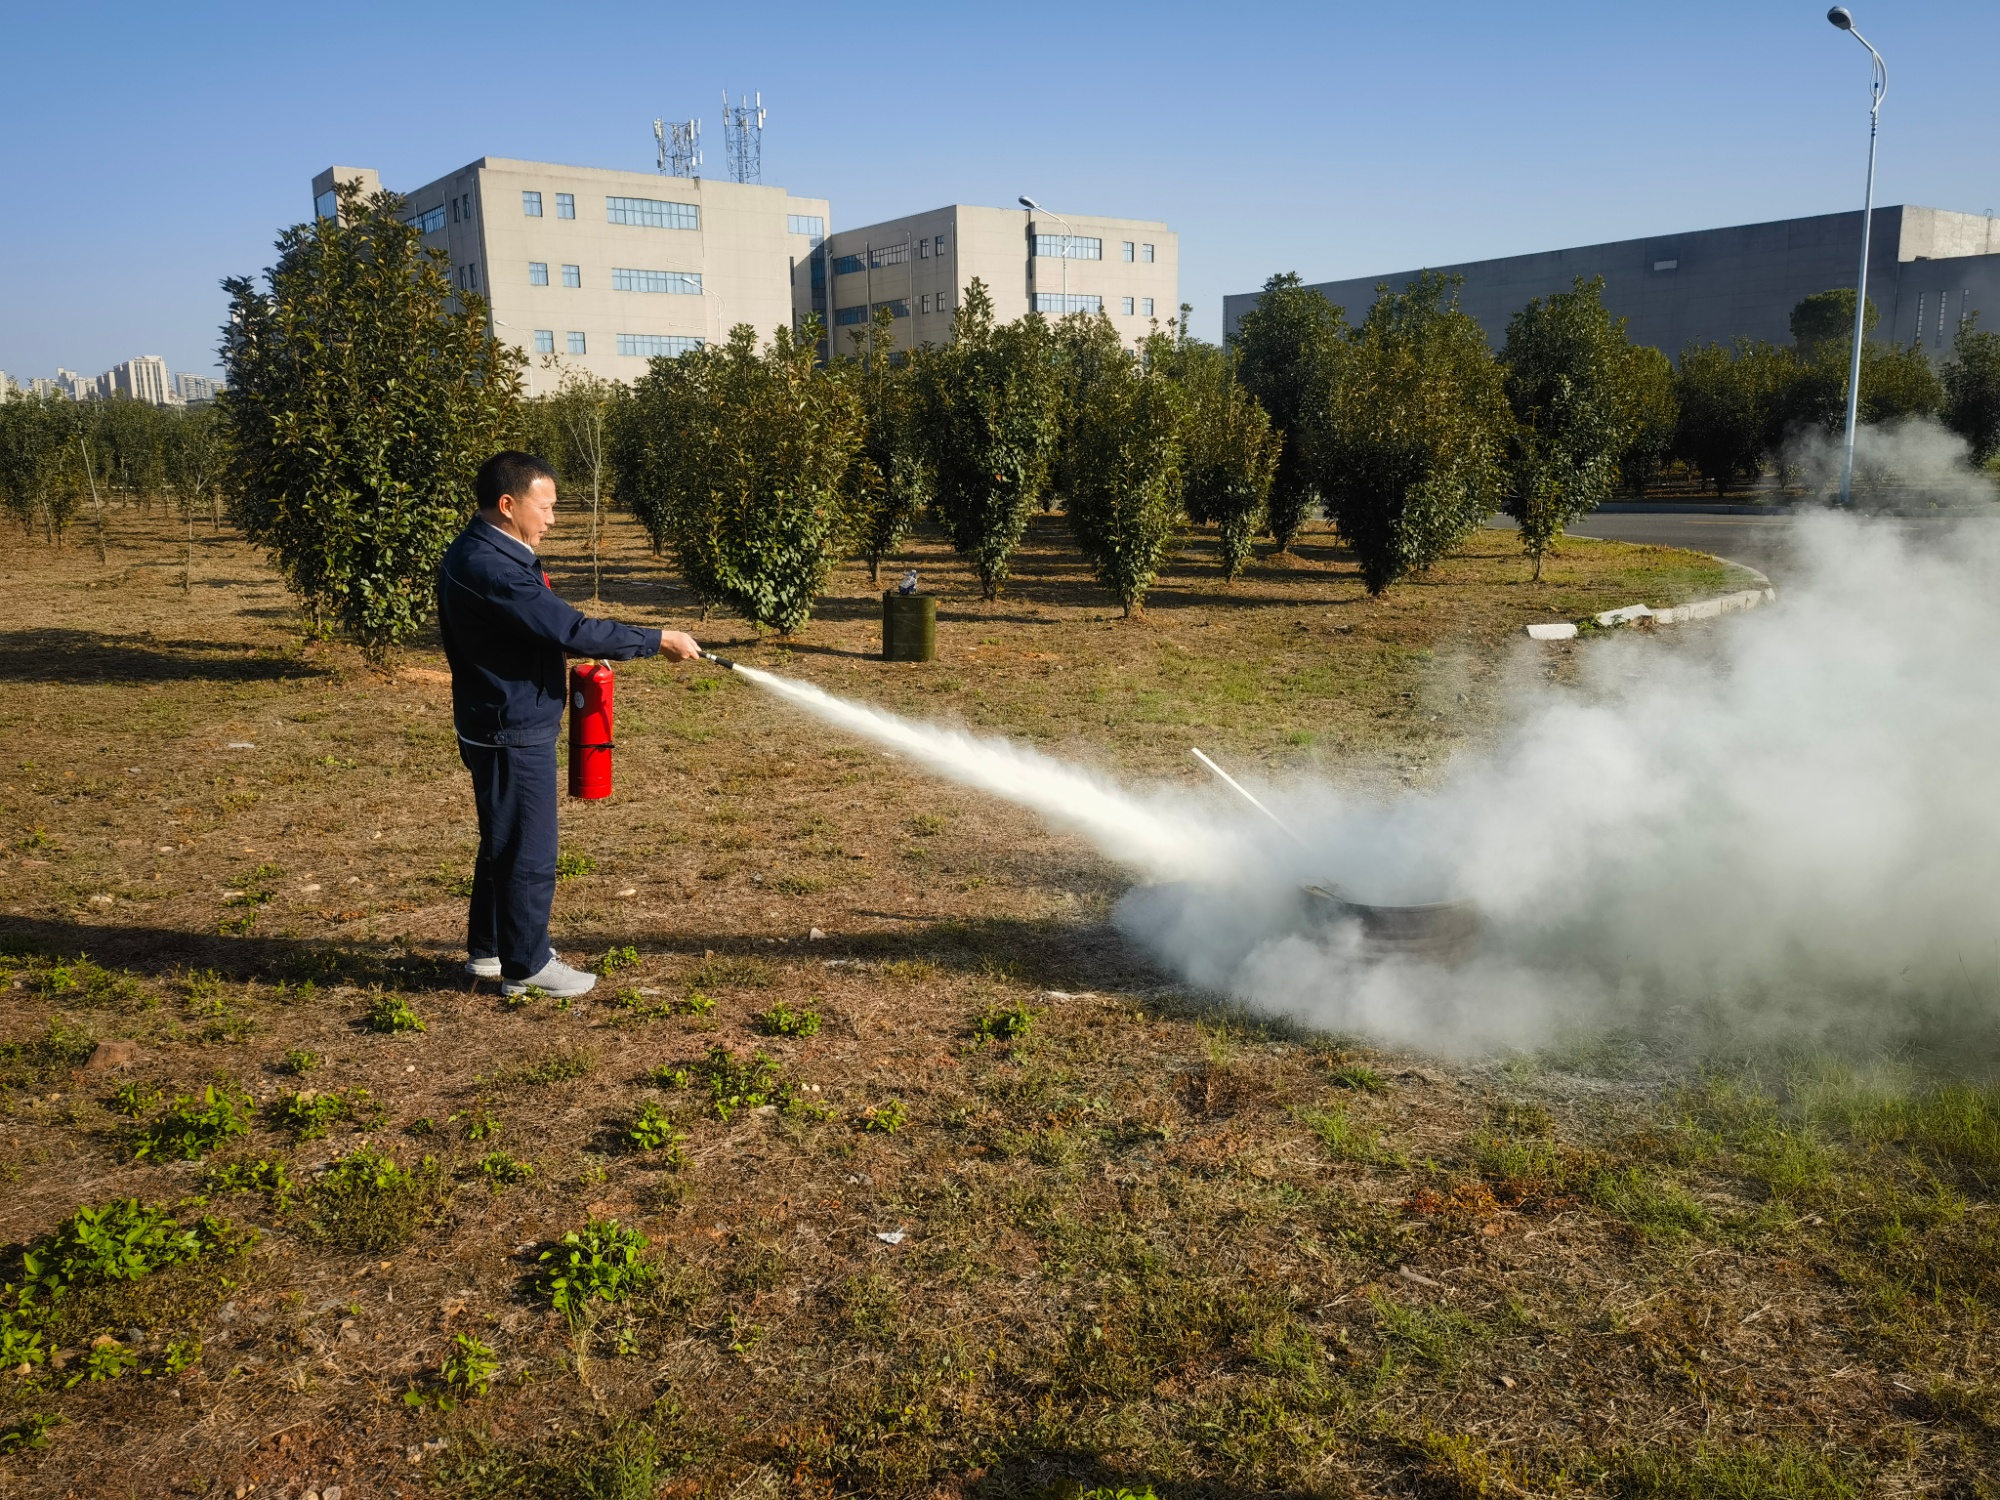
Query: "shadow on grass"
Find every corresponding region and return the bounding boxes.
[0,628,322,685]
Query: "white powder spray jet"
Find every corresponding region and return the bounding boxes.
[712,507,2000,1057]
[717,661,1257,881]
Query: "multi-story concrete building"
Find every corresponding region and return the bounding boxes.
[795,204,1178,356]
[103,355,177,405]
[175,373,223,404]
[52,368,97,402]
[313,161,829,388]
[1224,205,2000,359]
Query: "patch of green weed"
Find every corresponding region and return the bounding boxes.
[132,1084,252,1162]
[366,992,425,1034]
[535,1218,656,1320]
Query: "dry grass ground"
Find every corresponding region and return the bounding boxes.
[1,507,1994,1499]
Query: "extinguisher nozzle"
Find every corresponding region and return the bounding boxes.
[700,651,738,671]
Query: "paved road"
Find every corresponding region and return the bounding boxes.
[1491,511,1995,585]
[1564,513,1796,581]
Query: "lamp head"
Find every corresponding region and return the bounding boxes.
[1827,6,1854,29]
[1018,195,1040,211]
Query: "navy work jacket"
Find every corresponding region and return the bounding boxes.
[437,522,660,747]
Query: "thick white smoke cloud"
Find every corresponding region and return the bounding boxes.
[1120,510,2000,1054]
[1782,416,1999,509]
[735,504,2000,1056]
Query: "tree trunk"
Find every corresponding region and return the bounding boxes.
[184,511,194,591]
[590,476,601,602]
[79,438,107,564]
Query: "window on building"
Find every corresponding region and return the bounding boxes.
[314,190,338,220]
[529,262,549,286]
[1121,296,1135,316]
[918,239,930,259]
[523,191,543,217]
[834,305,868,326]
[451,198,459,223]
[1032,293,1103,315]
[872,300,910,319]
[556,193,575,219]
[460,194,474,221]
[919,293,931,314]
[561,263,581,288]
[606,196,699,230]
[534,330,555,354]
[404,205,446,234]
[788,214,825,241]
[832,254,865,275]
[567,332,587,355]
[1121,241,1135,262]
[617,333,702,357]
[1141,243,1154,263]
[468,262,478,290]
[1033,234,1103,260]
[935,235,946,255]
[611,268,703,294]
[1141,297,1154,317]
[869,243,909,268]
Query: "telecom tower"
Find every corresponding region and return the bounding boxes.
[653,115,701,177]
[721,91,765,184]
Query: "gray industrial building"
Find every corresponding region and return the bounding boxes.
[1223,206,2000,358]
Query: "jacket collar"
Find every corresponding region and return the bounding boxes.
[468,519,537,567]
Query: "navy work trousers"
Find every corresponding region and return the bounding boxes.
[459,741,558,980]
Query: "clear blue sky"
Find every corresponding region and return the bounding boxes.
[4,1,1995,381]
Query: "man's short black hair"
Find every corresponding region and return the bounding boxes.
[474,450,557,511]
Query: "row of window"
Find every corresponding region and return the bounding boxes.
[523,262,699,293]
[618,334,704,358]
[406,205,446,234]
[833,235,950,275]
[834,300,915,325]
[1028,236,1159,263]
[1034,234,1101,261]
[522,191,578,219]
[1033,293,1102,315]
[606,196,700,230]
[530,332,707,359]
[788,214,825,239]
[611,268,703,295]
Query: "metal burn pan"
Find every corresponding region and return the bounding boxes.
[1303,885,1480,965]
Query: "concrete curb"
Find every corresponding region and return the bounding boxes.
[1524,586,1778,641]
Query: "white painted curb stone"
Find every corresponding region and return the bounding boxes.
[1595,603,1655,627]
[1524,622,1578,641]
[1651,587,1775,625]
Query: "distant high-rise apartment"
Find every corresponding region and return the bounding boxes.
[53,368,96,402]
[175,373,223,404]
[312,161,829,387]
[104,355,177,405]
[795,204,1178,356]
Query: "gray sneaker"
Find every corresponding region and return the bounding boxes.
[501,955,597,999]
[465,956,502,980]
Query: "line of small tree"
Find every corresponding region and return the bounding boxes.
[1670,289,2000,495]
[0,388,228,582]
[1231,272,2000,589]
[50,183,1998,656]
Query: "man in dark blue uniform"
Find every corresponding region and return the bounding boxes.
[438,451,701,998]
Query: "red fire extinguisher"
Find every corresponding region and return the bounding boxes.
[568,661,614,800]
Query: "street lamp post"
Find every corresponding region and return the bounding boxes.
[1019,195,1072,313]
[1827,6,1887,509]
